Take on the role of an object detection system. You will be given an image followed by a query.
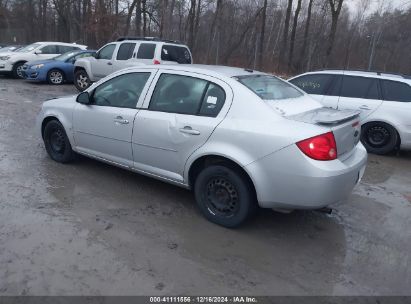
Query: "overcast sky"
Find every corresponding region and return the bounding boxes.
[345,0,411,13]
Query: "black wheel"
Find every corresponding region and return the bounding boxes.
[194,165,256,228]
[47,69,64,85]
[12,62,25,79]
[43,120,74,163]
[74,70,91,91]
[361,122,399,155]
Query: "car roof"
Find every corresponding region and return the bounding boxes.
[297,69,411,83]
[34,41,88,48]
[122,64,267,79]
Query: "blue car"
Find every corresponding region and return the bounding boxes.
[22,50,95,85]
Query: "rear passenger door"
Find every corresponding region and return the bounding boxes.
[289,74,336,107]
[132,71,232,183]
[113,42,137,71]
[337,75,383,121]
[135,43,157,65]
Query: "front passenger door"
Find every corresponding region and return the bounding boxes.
[73,71,154,167]
[91,44,117,79]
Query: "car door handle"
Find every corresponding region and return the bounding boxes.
[179,126,200,135]
[114,116,129,124]
[359,105,371,110]
[107,62,113,65]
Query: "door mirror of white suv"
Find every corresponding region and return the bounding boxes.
[76,91,91,105]
[34,50,42,55]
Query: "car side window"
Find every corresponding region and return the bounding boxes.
[198,83,226,117]
[58,46,78,53]
[161,45,192,64]
[92,73,151,108]
[97,44,116,60]
[340,76,379,100]
[289,74,333,95]
[116,43,136,60]
[381,80,411,102]
[40,45,58,54]
[137,43,156,59]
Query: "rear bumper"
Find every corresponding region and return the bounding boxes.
[245,143,368,209]
[399,125,411,150]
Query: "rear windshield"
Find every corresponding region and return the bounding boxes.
[161,45,192,64]
[236,75,303,100]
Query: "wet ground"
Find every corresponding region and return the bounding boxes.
[0,76,410,296]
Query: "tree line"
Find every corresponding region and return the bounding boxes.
[0,0,410,75]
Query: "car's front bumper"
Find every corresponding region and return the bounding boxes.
[0,60,13,72]
[21,65,47,81]
[245,143,368,209]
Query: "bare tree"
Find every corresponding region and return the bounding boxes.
[278,0,293,70]
[326,0,344,64]
[288,0,302,71]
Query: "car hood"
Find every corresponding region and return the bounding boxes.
[26,59,55,66]
[0,51,15,57]
[43,95,77,109]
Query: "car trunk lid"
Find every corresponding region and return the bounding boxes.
[266,97,361,158]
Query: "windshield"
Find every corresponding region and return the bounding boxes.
[53,51,80,61]
[16,43,42,53]
[236,75,303,100]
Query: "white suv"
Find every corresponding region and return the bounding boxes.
[0,42,87,78]
[289,70,411,155]
[74,37,192,91]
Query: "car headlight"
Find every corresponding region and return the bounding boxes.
[32,64,44,69]
[0,56,10,61]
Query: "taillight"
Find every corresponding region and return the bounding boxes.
[296,132,337,161]
[153,59,161,65]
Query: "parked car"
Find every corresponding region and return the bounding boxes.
[0,45,24,53]
[0,42,87,79]
[74,37,192,91]
[22,50,95,85]
[289,70,411,155]
[37,65,367,227]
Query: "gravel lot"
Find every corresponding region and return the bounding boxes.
[0,77,410,296]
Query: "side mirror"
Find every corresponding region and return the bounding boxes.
[34,50,42,55]
[76,91,91,104]
[94,52,99,59]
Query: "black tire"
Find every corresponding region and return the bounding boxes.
[74,69,91,92]
[43,120,74,163]
[194,165,256,228]
[12,62,25,79]
[47,69,65,85]
[361,122,399,155]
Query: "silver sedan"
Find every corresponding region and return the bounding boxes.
[37,65,367,227]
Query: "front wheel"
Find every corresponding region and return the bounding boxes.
[47,69,65,85]
[43,120,74,163]
[361,122,399,155]
[194,165,256,228]
[74,70,91,91]
[12,62,25,79]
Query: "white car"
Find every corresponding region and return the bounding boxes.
[289,70,411,155]
[73,37,192,91]
[0,42,87,78]
[37,65,366,227]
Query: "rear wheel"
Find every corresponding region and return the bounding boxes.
[12,62,25,79]
[194,165,256,228]
[74,69,91,91]
[43,120,74,163]
[361,122,398,155]
[47,69,64,85]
